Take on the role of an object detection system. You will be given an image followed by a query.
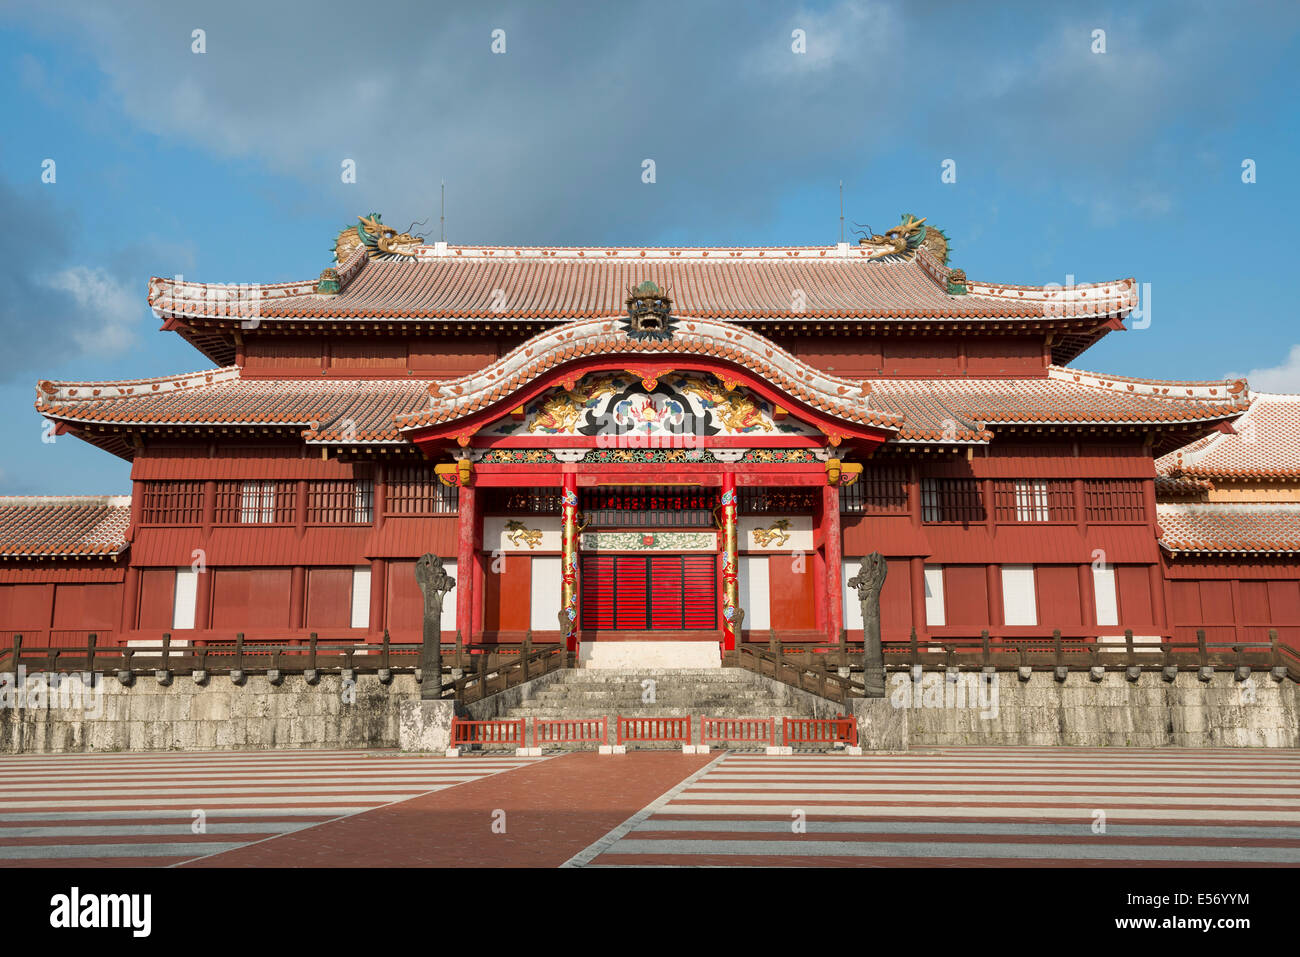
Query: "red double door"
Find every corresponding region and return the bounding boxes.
[580,554,716,630]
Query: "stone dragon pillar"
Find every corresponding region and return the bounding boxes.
[415,553,455,700]
[848,552,888,697]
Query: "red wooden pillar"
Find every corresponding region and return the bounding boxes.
[1143,476,1169,635]
[823,485,843,642]
[910,557,927,639]
[986,563,1003,635]
[1150,564,1168,635]
[194,563,213,635]
[120,566,140,634]
[372,465,386,531]
[456,482,477,642]
[1078,563,1096,638]
[369,558,387,637]
[289,566,306,630]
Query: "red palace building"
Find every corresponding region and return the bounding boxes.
[3,213,1299,666]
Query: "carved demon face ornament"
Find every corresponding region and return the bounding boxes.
[621,280,677,341]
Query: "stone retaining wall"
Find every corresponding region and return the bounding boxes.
[0,672,418,753]
[2,668,1296,754]
[853,671,1300,750]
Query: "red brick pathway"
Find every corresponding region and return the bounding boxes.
[181,752,714,868]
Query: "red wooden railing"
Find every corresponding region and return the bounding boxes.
[450,718,526,748]
[782,716,857,748]
[616,715,692,746]
[534,717,608,748]
[700,716,776,747]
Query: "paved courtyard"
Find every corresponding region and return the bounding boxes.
[1,748,1297,867]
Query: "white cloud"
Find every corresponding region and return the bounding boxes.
[39,265,141,354]
[1230,345,1300,394]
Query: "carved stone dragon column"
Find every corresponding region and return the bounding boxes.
[415,553,455,700]
[847,552,888,697]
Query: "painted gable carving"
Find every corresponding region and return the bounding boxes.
[487,372,820,440]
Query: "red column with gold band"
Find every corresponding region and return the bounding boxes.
[560,472,580,652]
[720,471,740,651]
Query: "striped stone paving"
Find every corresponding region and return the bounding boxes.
[572,748,1300,867]
[0,750,542,866]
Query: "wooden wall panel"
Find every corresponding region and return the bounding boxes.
[51,584,118,630]
[306,568,354,629]
[942,566,988,628]
[331,340,405,370]
[0,584,52,629]
[137,569,176,630]
[1116,566,1155,626]
[1036,566,1082,627]
[880,563,912,640]
[965,337,1045,375]
[482,557,532,634]
[242,337,321,371]
[210,568,292,630]
[881,338,960,376]
[385,559,423,642]
[768,555,816,631]
[408,338,499,376]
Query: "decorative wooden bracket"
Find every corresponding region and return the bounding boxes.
[825,458,863,486]
[434,460,473,487]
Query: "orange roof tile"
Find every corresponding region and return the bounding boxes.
[1158,503,1300,555]
[0,496,130,559]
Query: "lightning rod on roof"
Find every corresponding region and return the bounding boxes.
[839,180,844,244]
[440,181,445,243]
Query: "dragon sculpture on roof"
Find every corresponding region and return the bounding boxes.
[856,213,951,265]
[334,213,423,263]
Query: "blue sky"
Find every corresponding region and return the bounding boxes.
[1,0,1297,495]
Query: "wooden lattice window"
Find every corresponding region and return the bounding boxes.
[842,466,909,514]
[306,480,374,524]
[1083,480,1146,523]
[992,480,1076,523]
[139,481,204,525]
[920,478,985,523]
[386,466,458,514]
[215,480,296,524]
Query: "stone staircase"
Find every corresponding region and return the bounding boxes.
[481,668,836,750]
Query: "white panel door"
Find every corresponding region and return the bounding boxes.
[738,555,771,631]
[1092,565,1119,627]
[842,559,863,630]
[172,567,198,629]
[530,556,561,632]
[441,559,459,633]
[350,567,371,629]
[924,565,946,627]
[1001,565,1038,626]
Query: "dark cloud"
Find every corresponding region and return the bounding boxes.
[10,0,1294,247]
[0,179,150,384]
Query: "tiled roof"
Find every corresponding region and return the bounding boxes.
[36,370,426,443]
[1157,393,1300,479]
[37,358,1249,453]
[0,496,131,559]
[393,316,897,437]
[148,245,1137,324]
[874,368,1248,441]
[1158,503,1300,555]
[1155,475,1213,498]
